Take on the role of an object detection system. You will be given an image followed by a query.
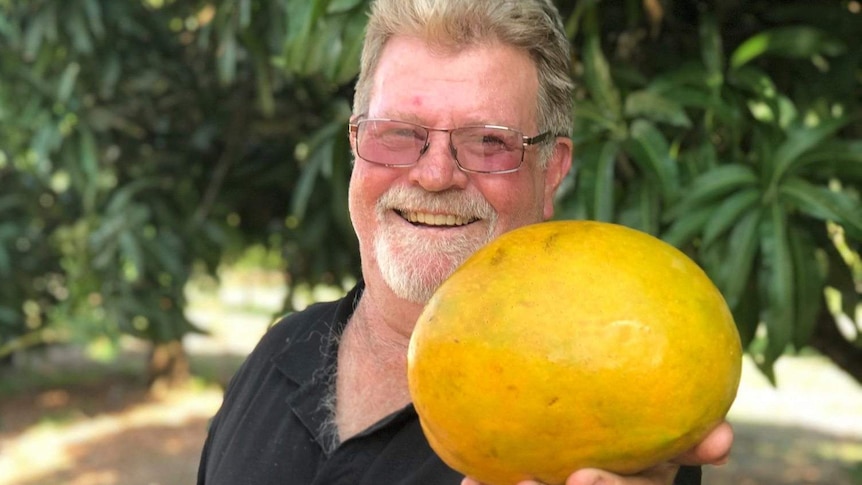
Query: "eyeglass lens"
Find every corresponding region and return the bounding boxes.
[355,120,525,173]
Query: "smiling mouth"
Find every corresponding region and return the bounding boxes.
[398,210,477,227]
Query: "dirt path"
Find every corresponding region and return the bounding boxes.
[1,274,860,485]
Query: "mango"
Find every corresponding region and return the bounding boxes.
[407,220,742,485]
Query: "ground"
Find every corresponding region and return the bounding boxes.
[1,271,860,485]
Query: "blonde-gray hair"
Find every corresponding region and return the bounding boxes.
[353,0,573,163]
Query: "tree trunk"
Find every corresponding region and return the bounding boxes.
[147,339,191,394]
[808,309,862,385]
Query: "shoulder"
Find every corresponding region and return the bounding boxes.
[248,289,357,368]
[234,283,362,376]
[259,298,343,353]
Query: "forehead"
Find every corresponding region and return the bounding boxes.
[367,36,540,129]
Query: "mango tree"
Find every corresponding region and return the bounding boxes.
[1,0,859,387]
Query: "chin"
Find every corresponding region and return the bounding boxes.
[375,237,467,304]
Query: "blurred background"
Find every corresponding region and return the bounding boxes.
[0,1,860,484]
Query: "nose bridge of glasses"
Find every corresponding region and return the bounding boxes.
[419,126,459,159]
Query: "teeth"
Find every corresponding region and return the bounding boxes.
[404,212,472,226]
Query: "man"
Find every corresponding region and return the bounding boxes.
[197,0,733,484]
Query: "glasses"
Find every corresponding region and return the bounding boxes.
[348,119,554,174]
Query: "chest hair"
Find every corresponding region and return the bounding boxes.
[329,318,412,443]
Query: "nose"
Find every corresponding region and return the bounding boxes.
[408,131,469,191]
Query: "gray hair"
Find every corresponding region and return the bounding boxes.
[353,0,573,163]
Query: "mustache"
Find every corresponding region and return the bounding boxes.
[376,186,496,221]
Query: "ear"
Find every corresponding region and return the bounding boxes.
[542,137,573,220]
[348,122,358,154]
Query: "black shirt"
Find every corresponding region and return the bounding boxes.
[197,283,701,485]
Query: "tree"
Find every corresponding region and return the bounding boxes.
[0,0,366,387]
[558,0,862,383]
[0,0,859,386]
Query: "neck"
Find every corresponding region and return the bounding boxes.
[355,277,426,342]
[331,280,427,442]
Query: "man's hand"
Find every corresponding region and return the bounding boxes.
[461,421,733,485]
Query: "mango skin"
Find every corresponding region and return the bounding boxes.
[407,220,742,485]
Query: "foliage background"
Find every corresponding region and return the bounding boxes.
[0,0,860,385]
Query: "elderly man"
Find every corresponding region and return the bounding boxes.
[197,0,733,484]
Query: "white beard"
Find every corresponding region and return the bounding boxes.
[373,187,497,303]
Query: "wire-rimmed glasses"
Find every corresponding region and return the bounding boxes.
[348,118,554,174]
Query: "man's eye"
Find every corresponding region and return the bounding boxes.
[380,128,421,139]
[482,135,509,147]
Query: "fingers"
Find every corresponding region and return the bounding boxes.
[674,421,734,466]
[564,462,679,485]
[467,462,679,485]
[464,422,733,485]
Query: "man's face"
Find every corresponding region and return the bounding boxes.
[348,35,572,303]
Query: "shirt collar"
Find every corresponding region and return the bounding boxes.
[271,281,364,385]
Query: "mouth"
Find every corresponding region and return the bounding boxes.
[397,210,478,227]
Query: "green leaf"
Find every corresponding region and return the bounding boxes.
[147,230,187,279]
[57,62,81,104]
[698,14,724,90]
[727,66,778,99]
[67,9,94,54]
[563,0,602,39]
[300,17,338,75]
[719,207,762,309]
[119,231,143,282]
[77,127,98,181]
[786,225,823,349]
[616,180,660,235]
[661,205,713,248]
[0,225,13,275]
[582,11,621,120]
[23,9,50,60]
[332,9,366,84]
[770,117,850,185]
[0,194,25,214]
[284,0,331,73]
[732,275,761,350]
[624,90,692,128]
[239,0,252,28]
[593,140,619,222]
[252,43,276,118]
[702,188,761,248]
[794,139,862,181]
[664,87,740,127]
[0,306,19,327]
[759,202,794,369]
[822,242,859,319]
[328,0,366,14]
[218,23,238,84]
[291,120,343,219]
[104,178,159,215]
[730,26,846,69]
[779,177,862,238]
[625,120,679,201]
[98,53,121,99]
[678,142,719,181]
[82,0,105,38]
[572,100,624,138]
[664,164,758,220]
[636,182,661,235]
[644,63,708,93]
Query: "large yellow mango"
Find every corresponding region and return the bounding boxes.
[407,220,742,485]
